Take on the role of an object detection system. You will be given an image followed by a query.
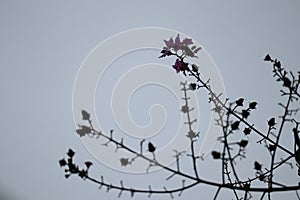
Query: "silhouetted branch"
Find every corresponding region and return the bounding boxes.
[59,35,300,199]
[180,81,200,179]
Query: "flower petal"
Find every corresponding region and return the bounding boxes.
[164,37,174,48]
[175,34,181,46]
[182,38,193,46]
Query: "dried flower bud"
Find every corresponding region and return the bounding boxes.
[59,159,67,167]
[192,64,199,72]
[268,118,276,127]
[235,98,244,107]
[148,142,156,153]
[264,54,272,61]
[243,127,251,135]
[67,149,75,157]
[239,140,248,148]
[211,151,221,159]
[242,110,250,119]
[231,121,240,130]
[120,158,130,166]
[249,102,257,109]
[189,83,197,90]
[85,161,93,169]
[254,161,262,171]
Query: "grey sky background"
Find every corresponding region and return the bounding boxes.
[0,1,299,199]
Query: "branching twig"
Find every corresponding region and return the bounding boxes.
[59,35,300,199]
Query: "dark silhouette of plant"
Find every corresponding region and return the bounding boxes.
[59,34,300,199]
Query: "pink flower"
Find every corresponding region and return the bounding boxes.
[182,37,193,46]
[159,34,201,59]
[172,59,189,75]
[172,59,182,73]
[164,37,174,48]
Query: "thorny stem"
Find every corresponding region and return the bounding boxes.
[86,176,199,196]
[269,88,293,193]
[222,143,226,184]
[186,67,293,156]
[74,125,300,193]
[181,81,199,179]
[83,173,299,197]
[224,161,240,199]
[215,101,242,188]
[213,187,222,200]
[243,190,248,200]
[61,49,300,199]
[238,155,293,185]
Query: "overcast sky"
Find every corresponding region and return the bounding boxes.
[0,1,299,200]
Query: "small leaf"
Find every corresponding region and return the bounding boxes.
[148,142,156,153]
[82,125,92,134]
[81,110,90,120]
[254,161,262,171]
[231,121,240,130]
[249,102,257,109]
[235,98,244,107]
[76,128,87,137]
[268,118,276,127]
[67,149,75,157]
[211,151,221,159]
[239,140,248,148]
[76,125,91,137]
